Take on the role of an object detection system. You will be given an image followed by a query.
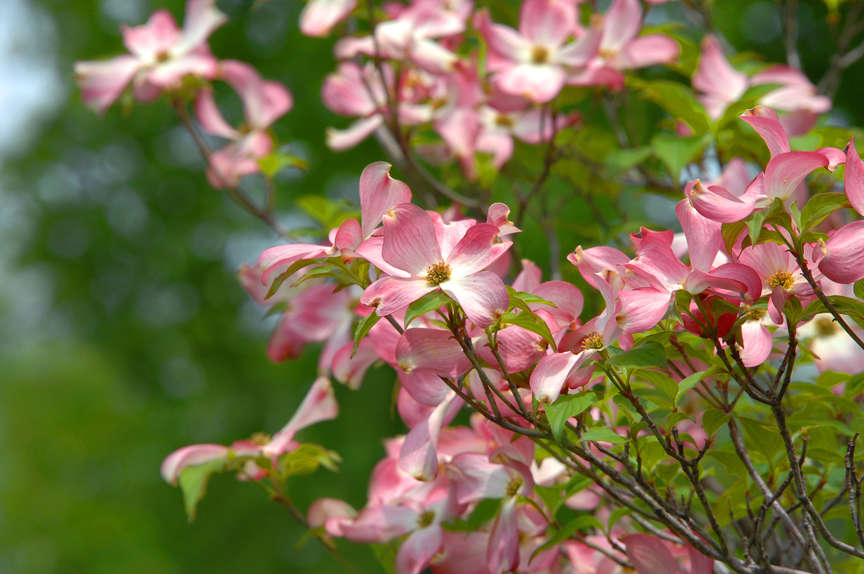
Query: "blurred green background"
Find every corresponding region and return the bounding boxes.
[2,0,863,572]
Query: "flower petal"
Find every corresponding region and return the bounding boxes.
[447,223,513,277]
[263,377,338,457]
[382,204,444,276]
[359,162,412,239]
[441,271,509,328]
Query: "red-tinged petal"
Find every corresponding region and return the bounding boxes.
[436,107,479,159]
[450,452,512,502]
[441,271,509,328]
[706,262,763,302]
[359,162,412,239]
[122,10,179,59]
[687,180,756,223]
[322,63,378,116]
[487,203,520,236]
[740,107,790,158]
[487,496,520,574]
[693,35,747,111]
[512,259,542,292]
[263,377,338,457]
[161,444,229,484]
[396,526,444,574]
[476,129,514,168]
[333,217,362,251]
[533,280,584,326]
[355,235,412,278]
[846,138,864,216]
[300,0,357,37]
[74,56,140,113]
[382,204,444,276]
[401,370,453,406]
[676,197,722,272]
[341,504,418,543]
[614,34,679,69]
[326,116,384,150]
[220,61,292,129]
[178,0,228,54]
[621,534,683,574]
[195,87,239,139]
[686,544,715,574]
[331,339,378,390]
[308,498,357,537]
[739,321,773,367]
[494,64,565,104]
[601,0,641,52]
[519,0,576,47]
[764,151,828,200]
[617,288,672,333]
[258,243,332,287]
[268,314,309,362]
[818,146,846,171]
[399,392,462,480]
[396,328,470,377]
[362,277,436,317]
[473,10,531,70]
[818,220,864,284]
[447,224,513,277]
[529,351,586,404]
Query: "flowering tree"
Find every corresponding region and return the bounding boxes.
[77,1,864,572]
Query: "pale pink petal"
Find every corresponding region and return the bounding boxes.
[706,262,763,302]
[355,235,412,278]
[739,321,773,367]
[477,325,545,373]
[122,10,179,59]
[258,243,332,287]
[554,26,602,67]
[447,223,513,277]
[382,204,444,275]
[220,61,292,129]
[764,151,829,200]
[451,452,512,502]
[687,180,757,223]
[533,280,584,326]
[145,51,218,87]
[488,496,520,574]
[333,217,362,250]
[622,534,683,574]
[476,129,514,168]
[207,131,273,189]
[473,10,532,71]
[161,444,229,484]
[614,35,679,69]
[308,498,357,537]
[178,0,227,54]
[601,0,642,53]
[512,260,543,292]
[362,277,436,317]
[263,377,338,457]
[399,392,462,480]
[778,110,820,136]
[397,526,444,574]
[74,56,140,113]
[494,64,565,104]
[359,162,412,239]
[819,220,864,284]
[519,0,576,47]
[486,203,520,236]
[401,370,453,406]
[326,116,384,150]
[441,271,509,327]
[740,107,790,158]
[846,138,864,216]
[693,35,747,111]
[322,63,378,116]
[396,328,470,376]
[340,504,418,543]
[300,0,358,37]
[436,107,480,159]
[617,288,672,333]
[410,38,459,74]
[195,87,239,139]
[529,351,585,404]
[676,196,722,272]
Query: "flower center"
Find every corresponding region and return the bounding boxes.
[426,261,452,286]
[495,113,514,127]
[417,510,435,528]
[767,270,794,290]
[581,331,604,350]
[531,45,549,64]
[814,316,838,336]
[155,50,171,63]
[250,432,271,446]
[506,477,523,497]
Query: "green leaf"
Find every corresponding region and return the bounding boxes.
[278,443,341,477]
[717,83,782,129]
[532,515,603,558]
[702,408,729,438]
[801,192,850,230]
[258,151,308,177]
[855,279,864,301]
[827,295,864,329]
[507,288,556,308]
[609,341,667,369]
[371,540,399,574]
[404,290,451,326]
[606,146,653,173]
[443,498,502,531]
[265,258,320,298]
[500,311,557,350]
[546,392,600,440]
[722,221,747,254]
[651,133,709,179]
[674,367,719,407]
[632,79,711,134]
[353,312,382,354]
[580,428,627,444]
[178,458,226,522]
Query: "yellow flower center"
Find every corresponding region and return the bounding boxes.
[417,510,435,528]
[531,45,550,64]
[495,113,514,127]
[767,270,795,290]
[250,432,271,446]
[426,261,452,286]
[581,331,604,350]
[506,477,523,497]
[814,316,838,337]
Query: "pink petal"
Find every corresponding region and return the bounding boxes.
[220,61,292,129]
[340,504,418,543]
[396,328,470,377]
[441,271,509,327]
[396,526,444,574]
[533,280,584,326]
[740,107,790,158]
[300,0,357,37]
[494,64,565,104]
[621,534,683,574]
[614,34,679,69]
[207,132,273,189]
[145,51,218,87]
[512,259,542,292]
[693,35,747,113]
[322,63,378,116]
[739,321,773,367]
[451,452,512,502]
[687,180,757,223]
[473,10,532,71]
[362,277,436,317]
[122,10,179,59]
[555,27,602,67]
[359,162,412,239]
[307,498,357,536]
[74,56,140,113]
[846,138,864,216]
[401,370,453,407]
[764,151,829,200]
[601,0,642,53]
[382,204,444,276]
[195,87,239,139]
[161,444,229,484]
[263,377,338,457]
[326,116,384,150]
[399,392,462,480]
[334,217,362,250]
[529,351,585,404]
[676,197,722,272]
[477,325,545,373]
[686,544,715,574]
[819,220,864,284]
[178,0,228,54]
[706,262,763,302]
[617,288,672,333]
[258,242,332,287]
[487,497,520,574]
[519,0,576,47]
[447,223,513,277]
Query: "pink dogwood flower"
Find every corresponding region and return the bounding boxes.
[75,0,227,113]
[195,61,293,188]
[300,0,357,37]
[360,204,512,327]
